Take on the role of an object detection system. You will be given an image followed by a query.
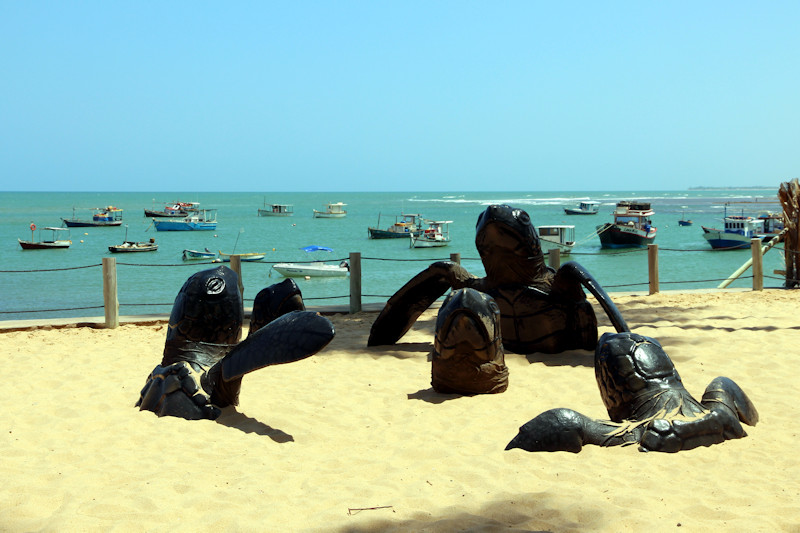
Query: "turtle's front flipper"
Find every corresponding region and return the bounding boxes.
[368,261,475,346]
[204,311,335,407]
[505,408,642,453]
[701,376,759,426]
[554,261,629,333]
[136,361,221,420]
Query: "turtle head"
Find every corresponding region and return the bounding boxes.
[475,204,544,284]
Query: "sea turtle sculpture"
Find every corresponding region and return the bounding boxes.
[431,287,508,395]
[505,331,759,453]
[136,266,334,420]
[368,204,628,354]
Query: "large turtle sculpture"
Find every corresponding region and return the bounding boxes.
[136,266,334,420]
[430,287,508,395]
[368,204,628,355]
[505,331,759,453]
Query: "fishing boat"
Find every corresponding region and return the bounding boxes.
[62,206,123,227]
[152,209,218,231]
[702,215,765,250]
[596,201,656,248]
[271,245,349,277]
[410,220,452,248]
[678,209,693,226]
[217,251,266,262]
[144,201,199,218]
[18,224,71,250]
[757,212,785,240]
[536,225,575,255]
[368,213,423,239]
[564,200,601,215]
[258,201,294,217]
[109,239,158,253]
[313,202,347,218]
[182,248,217,260]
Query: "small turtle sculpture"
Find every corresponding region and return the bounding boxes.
[136,266,334,420]
[505,332,759,453]
[369,204,628,354]
[431,288,508,395]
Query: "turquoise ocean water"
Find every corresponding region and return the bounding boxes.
[0,189,786,321]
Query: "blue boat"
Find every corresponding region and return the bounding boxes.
[153,209,217,231]
[702,215,764,250]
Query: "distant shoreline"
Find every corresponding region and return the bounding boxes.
[688,186,778,191]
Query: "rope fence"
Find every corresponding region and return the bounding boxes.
[1,241,794,325]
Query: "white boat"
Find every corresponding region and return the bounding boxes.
[271,245,349,277]
[410,220,452,248]
[313,202,347,218]
[702,215,764,250]
[536,225,575,255]
[258,201,294,217]
[564,200,600,215]
[19,225,71,250]
[182,248,217,260]
[109,240,158,253]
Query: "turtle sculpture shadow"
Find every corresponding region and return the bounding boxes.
[136,268,334,420]
[368,204,629,356]
[505,331,759,453]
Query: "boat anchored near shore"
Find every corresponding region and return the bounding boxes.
[596,201,656,248]
[271,245,349,277]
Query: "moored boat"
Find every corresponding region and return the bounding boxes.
[153,209,218,231]
[313,202,347,218]
[18,224,72,250]
[368,213,423,239]
[217,251,266,262]
[596,201,656,248]
[258,201,294,217]
[182,248,217,260]
[410,220,452,248]
[678,209,693,226]
[536,225,575,255]
[144,201,199,218]
[757,212,785,240]
[564,200,600,215]
[62,206,123,227]
[702,215,764,250]
[271,245,349,277]
[109,239,158,253]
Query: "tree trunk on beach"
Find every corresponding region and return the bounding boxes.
[778,179,800,288]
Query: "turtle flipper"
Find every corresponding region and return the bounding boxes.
[204,311,335,406]
[505,408,642,453]
[701,376,759,426]
[554,261,629,333]
[136,362,221,420]
[368,261,476,346]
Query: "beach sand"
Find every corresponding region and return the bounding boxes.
[2,290,799,532]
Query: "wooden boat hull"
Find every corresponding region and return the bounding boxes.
[410,237,450,248]
[678,220,693,226]
[701,227,752,250]
[182,249,216,260]
[272,262,349,277]
[218,252,266,262]
[563,208,598,215]
[597,223,657,248]
[144,209,186,218]
[108,242,158,253]
[153,220,217,231]
[18,239,71,250]
[62,219,123,227]
[368,227,413,239]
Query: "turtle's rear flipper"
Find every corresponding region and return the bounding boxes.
[206,311,335,406]
[701,376,759,426]
[368,261,475,346]
[505,408,641,453]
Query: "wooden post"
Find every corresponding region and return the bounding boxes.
[230,255,243,298]
[548,249,560,270]
[449,252,461,264]
[751,238,763,291]
[349,252,362,313]
[648,244,659,295]
[102,257,119,329]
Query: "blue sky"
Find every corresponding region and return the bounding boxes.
[1,1,798,192]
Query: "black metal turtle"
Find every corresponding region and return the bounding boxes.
[136,266,334,420]
[368,204,628,354]
[505,331,759,453]
[431,288,508,395]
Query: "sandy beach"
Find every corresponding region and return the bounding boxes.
[2,290,799,532]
